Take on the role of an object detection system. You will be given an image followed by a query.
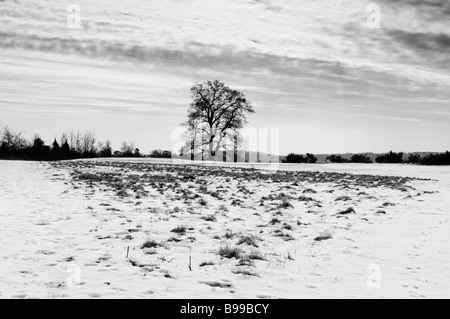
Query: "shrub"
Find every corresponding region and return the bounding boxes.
[283,153,318,164]
[306,153,318,164]
[326,154,350,163]
[149,149,172,158]
[99,141,112,158]
[375,151,404,164]
[419,152,450,166]
[350,153,373,163]
[406,153,422,164]
[120,142,142,157]
[283,153,306,163]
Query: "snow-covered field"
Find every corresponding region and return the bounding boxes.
[1,159,449,299]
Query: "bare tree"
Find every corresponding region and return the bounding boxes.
[76,131,82,153]
[1,126,28,151]
[184,80,254,160]
[99,140,112,157]
[68,130,76,151]
[121,142,136,157]
[60,132,68,146]
[82,131,96,155]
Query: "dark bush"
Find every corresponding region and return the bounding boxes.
[149,149,172,158]
[306,153,318,164]
[326,154,350,163]
[283,153,306,163]
[283,153,317,164]
[350,153,373,164]
[406,153,421,164]
[375,151,404,164]
[120,142,142,158]
[99,140,113,158]
[419,152,450,166]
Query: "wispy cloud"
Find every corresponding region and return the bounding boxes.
[0,0,449,152]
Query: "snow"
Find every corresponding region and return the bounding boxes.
[0,159,449,299]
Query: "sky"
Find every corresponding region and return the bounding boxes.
[0,0,449,154]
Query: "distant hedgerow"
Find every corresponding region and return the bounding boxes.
[326,154,350,163]
[375,151,404,164]
[419,152,450,166]
[283,153,317,164]
[350,153,373,164]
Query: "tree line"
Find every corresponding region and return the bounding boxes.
[0,126,110,161]
[283,153,318,164]
[2,123,448,166]
[0,126,168,161]
[283,151,450,166]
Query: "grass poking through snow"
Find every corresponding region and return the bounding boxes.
[237,234,260,247]
[314,231,333,242]
[201,215,217,222]
[171,225,187,235]
[199,261,215,267]
[141,239,160,249]
[248,250,266,261]
[219,245,242,259]
[232,268,260,277]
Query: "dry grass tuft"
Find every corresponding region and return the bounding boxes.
[232,268,260,277]
[219,245,242,259]
[237,234,261,247]
[141,239,160,249]
[199,261,215,267]
[171,225,187,235]
[314,231,333,242]
[201,215,217,222]
[248,250,266,261]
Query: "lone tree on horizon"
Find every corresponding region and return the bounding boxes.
[184,80,254,160]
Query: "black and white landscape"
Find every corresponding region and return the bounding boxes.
[0,0,449,299]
